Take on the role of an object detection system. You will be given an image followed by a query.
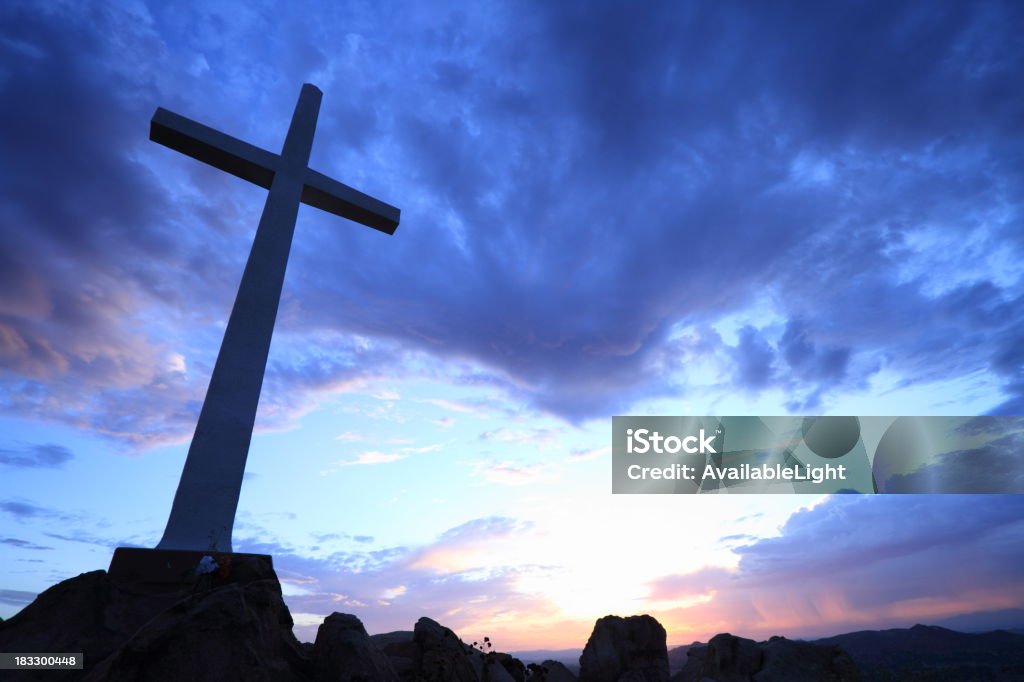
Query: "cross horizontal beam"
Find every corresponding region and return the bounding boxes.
[151,107,400,234]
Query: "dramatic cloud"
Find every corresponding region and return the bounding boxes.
[0,1,1020,443]
[2,2,1020,651]
[878,429,1024,493]
[233,514,569,645]
[648,495,1024,640]
[222,495,1024,646]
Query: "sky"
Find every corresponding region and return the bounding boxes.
[1,0,1023,650]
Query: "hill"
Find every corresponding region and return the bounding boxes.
[815,623,1024,680]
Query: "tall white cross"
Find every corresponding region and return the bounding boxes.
[151,84,399,552]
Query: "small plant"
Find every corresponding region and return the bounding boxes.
[470,638,537,682]
[472,636,494,661]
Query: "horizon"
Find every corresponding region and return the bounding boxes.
[1,0,1023,650]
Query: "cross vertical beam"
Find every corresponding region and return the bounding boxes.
[151,84,399,552]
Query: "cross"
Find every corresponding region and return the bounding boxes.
[151,84,399,553]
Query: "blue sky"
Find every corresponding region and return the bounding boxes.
[1,0,1022,648]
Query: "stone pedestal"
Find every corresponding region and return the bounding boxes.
[107,547,274,588]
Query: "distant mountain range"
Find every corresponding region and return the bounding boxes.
[509,648,582,673]
[816,623,1024,680]
[516,623,1024,680]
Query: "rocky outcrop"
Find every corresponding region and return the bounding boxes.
[368,622,527,682]
[312,613,399,682]
[666,645,694,677]
[490,652,526,682]
[675,633,861,682]
[676,633,761,681]
[371,631,419,681]
[82,579,310,682]
[3,571,872,682]
[479,656,518,682]
[579,615,669,682]
[414,616,481,682]
[815,624,1024,680]
[540,659,578,682]
[0,555,310,682]
[758,636,860,681]
[0,570,126,681]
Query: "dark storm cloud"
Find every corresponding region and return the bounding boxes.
[291,0,1024,418]
[0,3,385,445]
[0,4,200,444]
[779,320,851,385]
[883,432,1024,493]
[735,495,1024,582]
[0,444,73,469]
[2,0,1022,439]
[731,326,776,391]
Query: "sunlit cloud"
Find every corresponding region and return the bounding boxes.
[341,451,406,466]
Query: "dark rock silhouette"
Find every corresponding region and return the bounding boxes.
[369,622,521,682]
[541,659,578,682]
[0,571,126,679]
[815,623,1024,680]
[82,579,308,682]
[675,633,860,681]
[490,652,527,682]
[0,556,308,681]
[312,613,399,682]
[413,616,480,682]
[370,630,419,681]
[666,644,698,676]
[758,636,861,681]
[4,566,1020,682]
[578,615,670,682]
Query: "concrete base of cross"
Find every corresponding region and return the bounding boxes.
[108,547,274,588]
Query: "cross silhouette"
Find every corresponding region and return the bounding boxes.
[151,84,399,552]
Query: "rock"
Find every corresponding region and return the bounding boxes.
[82,578,310,681]
[375,620,529,682]
[672,644,706,682]
[541,660,578,682]
[464,650,513,682]
[0,571,123,681]
[674,634,861,682]
[414,617,479,682]
[666,646,694,677]
[491,652,526,682]
[757,636,860,681]
[482,657,517,682]
[705,633,762,681]
[312,612,399,682]
[579,615,669,682]
[371,631,418,682]
[0,568,219,681]
[0,555,310,681]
